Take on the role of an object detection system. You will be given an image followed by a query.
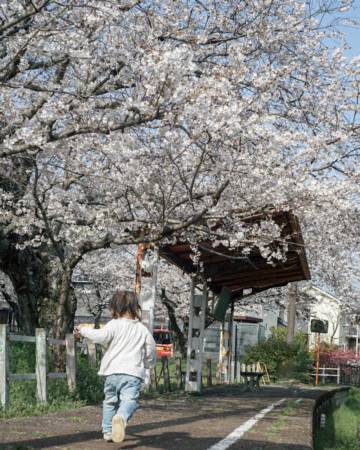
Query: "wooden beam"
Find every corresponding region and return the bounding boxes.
[9,335,36,343]
[9,373,36,381]
[66,333,76,392]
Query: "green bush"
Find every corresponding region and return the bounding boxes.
[9,341,36,373]
[1,342,106,418]
[0,379,83,419]
[74,354,104,404]
[315,388,360,450]
[243,327,313,381]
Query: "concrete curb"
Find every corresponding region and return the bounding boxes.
[312,386,351,448]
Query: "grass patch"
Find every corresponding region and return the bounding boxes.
[315,388,360,450]
[267,399,298,437]
[0,379,84,419]
[0,343,104,419]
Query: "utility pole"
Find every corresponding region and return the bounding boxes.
[135,243,146,297]
[134,243,158,389]
[287,283,297,344]
[354,314,360,357]
[315,332,320,385]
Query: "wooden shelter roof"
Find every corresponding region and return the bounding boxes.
[159,210,310,301]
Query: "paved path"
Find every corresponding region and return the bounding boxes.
[0,385,326,450]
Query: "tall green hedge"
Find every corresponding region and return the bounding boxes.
[243,327,313,381]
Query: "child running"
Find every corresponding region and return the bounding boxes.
[74,290,156,443]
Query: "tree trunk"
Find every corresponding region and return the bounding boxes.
[0,235,51,334]
[160,289,187,359]
[52,270,77,369]
[0,234,77,345]
[53,270,77,338]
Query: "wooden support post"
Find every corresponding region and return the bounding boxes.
[175,357,183,389]
[87,340,97,365]
[150,367,157,390]
[36,328,48,405]
[66,333,76,392]
[217,321,230,384]
[234,324,239,382]
[287,283,297,344]
[216,323,224,384]
[185,279,207,392]
[229,303,235,383]
[206,359,212,387]
[162,357,171,392]
[240,363,245,384]
[0,324,9,409]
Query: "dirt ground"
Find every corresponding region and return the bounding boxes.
[0,385,326,450]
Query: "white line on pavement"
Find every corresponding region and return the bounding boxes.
[206,398,286,450]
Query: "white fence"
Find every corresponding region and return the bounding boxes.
[0,324,76,409]
[312,367,340,384]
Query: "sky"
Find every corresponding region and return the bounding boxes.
[339,3,360,58]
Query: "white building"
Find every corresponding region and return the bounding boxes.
[300,285,341,348]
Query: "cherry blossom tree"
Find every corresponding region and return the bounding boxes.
[0,0,359,340]
[76,245,191,354]
[74,246,136,326]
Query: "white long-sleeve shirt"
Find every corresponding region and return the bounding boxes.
[80,318,156,379]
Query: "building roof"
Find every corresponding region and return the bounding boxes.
[300,284,340,305]
[233,315,263,323]
[160,210,310,301]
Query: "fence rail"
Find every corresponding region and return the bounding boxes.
[48,338,66,346]
[9,373,36,381]
[0,324,76,409]
[9,334,36,343]
[312,367,340,384]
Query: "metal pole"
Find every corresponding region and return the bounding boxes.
[287,283,297,344]
[135,243,145,297]
[228,301,234,383]
[315,332,320,386]
[234,324,238,382]
[356,325,359,357]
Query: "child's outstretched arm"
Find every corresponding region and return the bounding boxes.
[144,332,156,369]
[75,322,114,345]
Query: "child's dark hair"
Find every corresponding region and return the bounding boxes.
[109,291,141,320]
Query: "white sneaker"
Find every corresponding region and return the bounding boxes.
[103,432,112,442]
[112,415,126,443]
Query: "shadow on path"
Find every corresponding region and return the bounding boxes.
[0,430,101,449]
[1,431,312,450]
[0,385,323,450]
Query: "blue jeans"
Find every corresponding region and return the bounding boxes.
[102,374,142,433]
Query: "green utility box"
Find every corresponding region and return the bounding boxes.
[213,287,232,321]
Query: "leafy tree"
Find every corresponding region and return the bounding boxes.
[244,328,313,381]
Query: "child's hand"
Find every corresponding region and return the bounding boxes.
[73,326,83,339]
